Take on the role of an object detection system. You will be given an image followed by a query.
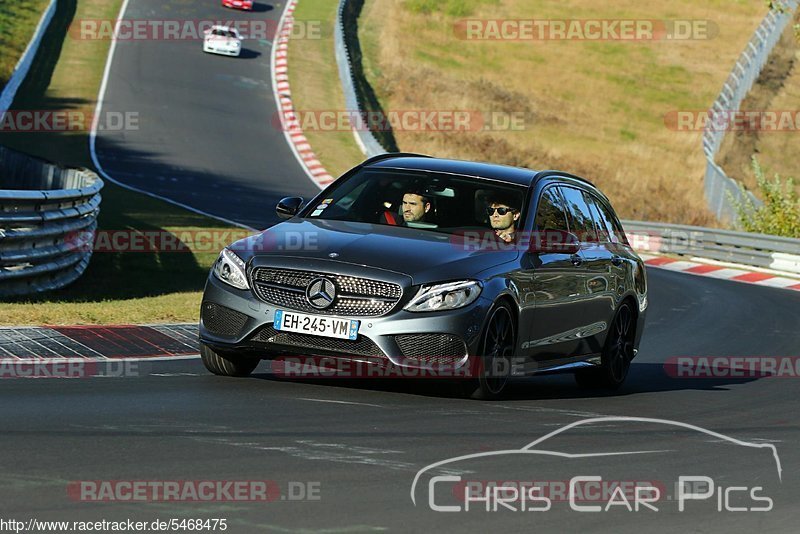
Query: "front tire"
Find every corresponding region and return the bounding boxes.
[575,302,635,390]
[201,344,259,377]
[462,301,516,400]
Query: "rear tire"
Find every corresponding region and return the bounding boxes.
[575,302,635,390]
[200,344,259,377]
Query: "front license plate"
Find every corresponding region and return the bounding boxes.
[274,310,359,340]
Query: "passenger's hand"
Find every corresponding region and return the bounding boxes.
[496,230,514,243]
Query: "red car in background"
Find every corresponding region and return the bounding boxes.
[222,0,253,10]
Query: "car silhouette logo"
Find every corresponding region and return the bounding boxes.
[306,277,337,309]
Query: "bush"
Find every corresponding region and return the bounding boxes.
[732,157,800,237]
[405,0,438,14]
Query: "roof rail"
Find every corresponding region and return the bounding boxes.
[361,152,432,166]
[533,170,595,187]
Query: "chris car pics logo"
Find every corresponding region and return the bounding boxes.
[411,417,780,513]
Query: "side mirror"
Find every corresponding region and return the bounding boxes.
[276,196,304,219]
[529,229,581,255]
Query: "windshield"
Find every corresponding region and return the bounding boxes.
[301,168,527,235]
[212,29,236,38]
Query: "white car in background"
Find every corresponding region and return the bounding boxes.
[203,25,242,57]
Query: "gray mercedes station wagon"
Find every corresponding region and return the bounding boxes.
[199,154,647,399]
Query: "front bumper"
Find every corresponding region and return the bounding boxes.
[199,273,492,370]
[203,44,241,56]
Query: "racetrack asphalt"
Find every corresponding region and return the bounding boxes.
[93,0,322,230]
[2,268,799,532]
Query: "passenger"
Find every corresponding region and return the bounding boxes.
[486,194,520,243]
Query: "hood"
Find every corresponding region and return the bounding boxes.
[230,218,520,285]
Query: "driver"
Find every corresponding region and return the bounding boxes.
[401,190,432,224]
[380,188,436,227]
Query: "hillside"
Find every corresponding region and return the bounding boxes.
[358,0,769,224]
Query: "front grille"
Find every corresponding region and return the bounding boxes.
[251,326,385,358]
[202,302,248,337]
[395,334,468,365]
[250,267,403,317]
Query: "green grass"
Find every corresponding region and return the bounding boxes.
[0,0,50,90]
[0,0,242,325]
[288,0,367,178]
[0,0,119,168]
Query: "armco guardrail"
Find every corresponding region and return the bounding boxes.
[0,146,103,297]
[623,220,800,275]
[335,0,387,157]
[702,0,798,223]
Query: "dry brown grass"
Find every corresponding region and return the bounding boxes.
[359,0,769,225]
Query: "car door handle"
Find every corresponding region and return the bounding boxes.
[570,254,583,266]
[611,255,623,266]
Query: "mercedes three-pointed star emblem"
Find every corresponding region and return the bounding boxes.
[305,277,337,309]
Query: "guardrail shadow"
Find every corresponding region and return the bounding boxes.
[0,0,88,166]
[9,0,77,104]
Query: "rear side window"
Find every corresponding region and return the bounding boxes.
[581,191,611,243]
[591,195,629,245]
[534,187,570,232]
[559,186,598,242]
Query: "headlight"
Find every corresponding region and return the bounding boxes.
[212,248,249,290]
[403,280,482,312]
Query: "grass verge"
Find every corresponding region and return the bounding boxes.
[0,0,244,325]
[288,0,368,177]
[0,0,50,90]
